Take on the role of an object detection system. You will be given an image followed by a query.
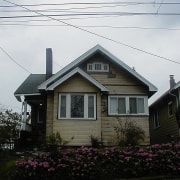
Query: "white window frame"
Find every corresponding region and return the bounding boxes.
[153,111,160,128]
[108,95,148,115]
[58,93,96,120]
[87,62,109,72]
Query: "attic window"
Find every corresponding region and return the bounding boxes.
[87,62,109,72]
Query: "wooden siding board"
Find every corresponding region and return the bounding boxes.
[150,98,180,144]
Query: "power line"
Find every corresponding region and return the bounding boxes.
[1,2,180,7]
[54,61,64,68]
[0,14,120,22]
[0,4,140,12]
[3,0,180,65]
[156,0,164,14]
[1,22,180,31]
[0,46,31,74]
[1,12,180,19]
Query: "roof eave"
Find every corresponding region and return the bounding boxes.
[46,67,109,92]
[14,93,41,102]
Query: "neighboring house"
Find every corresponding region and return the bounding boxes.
[14,45,157,146]
[149,75,180,144]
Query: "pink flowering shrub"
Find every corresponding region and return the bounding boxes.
[9,143,180,179]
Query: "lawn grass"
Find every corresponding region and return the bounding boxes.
[0,150,20,180]
[119,176,180,180]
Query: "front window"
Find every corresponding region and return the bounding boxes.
[71,95,84,118]
[129,97,145,114]
[59,93,96,119]
[108,96,148,115]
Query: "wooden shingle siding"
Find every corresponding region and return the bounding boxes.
[90,64,148,95]
[106,85,147,95]
[90,71,138,85]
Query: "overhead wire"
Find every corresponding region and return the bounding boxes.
[156,0,164,14]
[1,22,180,31]
[1,2,180,7]
[2,0,180,65]
[0,4,140,12]
[0,46,32,74]
[1,12,180,20]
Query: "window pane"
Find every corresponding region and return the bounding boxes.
[95,64,101,70]
[137,98,144,113]
[110,97,117,114]
[88,64,92,71]
[129,98,137,114]
[71,95,84,118]
[118,98,126,114]
[88,96,94,118]
[60,95,66,118]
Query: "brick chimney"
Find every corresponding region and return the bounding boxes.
[46,48,53,80]
[169,75,175,89]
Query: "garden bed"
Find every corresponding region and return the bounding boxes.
[6,142,180,179]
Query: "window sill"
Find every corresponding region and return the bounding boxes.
[58,118,97,121]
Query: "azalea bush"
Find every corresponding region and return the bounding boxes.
[9,143,180,179]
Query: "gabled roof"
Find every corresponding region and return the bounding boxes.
[47,67,109,92]
[150,81,180,108]
[38,44,157,95]
[172,81,180,90]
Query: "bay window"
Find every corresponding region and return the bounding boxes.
[59,93,96,119]
[108,95,148,115]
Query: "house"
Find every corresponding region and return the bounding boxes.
[14,45,157,146]
[149,75,180,144]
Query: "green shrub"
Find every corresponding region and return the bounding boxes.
[114,117,145,146]
[9,143,180,179]
[89,135,102,148]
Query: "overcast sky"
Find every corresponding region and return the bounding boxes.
[0,0,180,112]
